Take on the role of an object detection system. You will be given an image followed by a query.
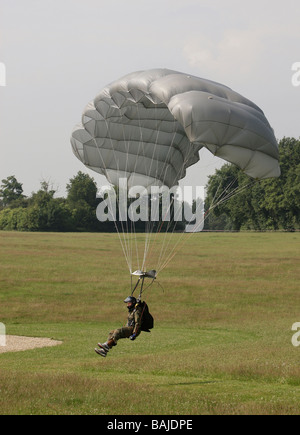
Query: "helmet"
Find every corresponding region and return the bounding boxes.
[124,296,137,305]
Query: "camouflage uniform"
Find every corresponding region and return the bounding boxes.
[107,304,143,344]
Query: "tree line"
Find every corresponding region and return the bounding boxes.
[0,172,101,232]
[0,171,184,232]
[0,137,299,232]
[204,137,300,231]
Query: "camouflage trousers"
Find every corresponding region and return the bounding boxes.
[107,326,140,344]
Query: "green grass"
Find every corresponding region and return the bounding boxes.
[0,231,299,415]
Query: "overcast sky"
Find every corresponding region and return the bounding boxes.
[0,0,299,197]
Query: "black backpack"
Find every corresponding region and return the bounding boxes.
[139,301,154,332]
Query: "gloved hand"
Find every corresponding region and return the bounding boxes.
[130,333,137,341]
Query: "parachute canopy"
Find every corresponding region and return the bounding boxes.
[71,68,280,189]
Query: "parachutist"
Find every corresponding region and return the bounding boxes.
[95,296,153,358]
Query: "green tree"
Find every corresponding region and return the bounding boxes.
[27,181,74,232]
[66,171,99,231]
[66,171,98,208]
[205,138,300,231]
[205,164,251,230]
[0,176,25,208]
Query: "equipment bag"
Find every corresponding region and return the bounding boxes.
[139,301,154,332]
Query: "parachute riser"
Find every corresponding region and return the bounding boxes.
[131,275,146,300]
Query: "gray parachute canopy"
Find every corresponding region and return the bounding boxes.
[71,69,280,188]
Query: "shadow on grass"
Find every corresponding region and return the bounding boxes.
[162,380,219,387]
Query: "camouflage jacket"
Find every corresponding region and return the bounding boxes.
[126,305,143,335]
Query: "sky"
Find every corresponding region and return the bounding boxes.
[0,0,299,197]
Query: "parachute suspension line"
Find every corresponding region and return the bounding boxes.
[142,116,184,271]
[121,117,134,273]
[210,178,251,208]
[154,140,200,273]
[134,101,152,273]
[139,103,174,272]
[158,171,239,271]
[159,179,258,273]
[121,104,146,274]
[157,178,258,273]
[142,217,152,273]
[141,105,178,272]
[102,101,149,274]
[99,103,144,274]
[121,99,157,273]
[143,103,181,273]
[156,180,240,274]
[106,99,193,276]
[136,102,151,270]
[209,177,223,209]
[90,133,132,273]
[155,195,178,273]
[125,100,152,273]
[96,101,254,277]
[201,178,258,229]
[100,110,140,273]
[146,159,181,270]
[102,118,134,273]
[140,102,161,273]
[212,176,238,207]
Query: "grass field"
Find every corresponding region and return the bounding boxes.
[0,230,299,415]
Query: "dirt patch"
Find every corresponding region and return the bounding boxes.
[0,335,63,354]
